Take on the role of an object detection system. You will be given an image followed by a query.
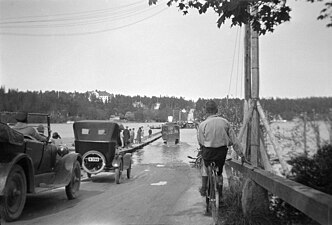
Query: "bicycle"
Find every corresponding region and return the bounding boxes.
[205,156,246,224]
[188,150,219,222]
[205,161,220,224]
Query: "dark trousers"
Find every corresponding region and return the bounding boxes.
[202,146,228,176]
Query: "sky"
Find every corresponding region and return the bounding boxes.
[0,0,331,101]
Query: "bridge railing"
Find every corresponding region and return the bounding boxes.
[225,159,332,225]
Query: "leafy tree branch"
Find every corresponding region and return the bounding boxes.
[149,0,331,34]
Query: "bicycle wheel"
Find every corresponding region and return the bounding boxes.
[210,170,219,224]
[205,166,211,215]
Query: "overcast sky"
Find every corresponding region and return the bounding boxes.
[0,0,331,101]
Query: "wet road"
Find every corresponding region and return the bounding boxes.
[132,128,199,165]
[3,129,213,225]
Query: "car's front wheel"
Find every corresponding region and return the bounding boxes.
[0,164,27,222]
[66,160,81,200]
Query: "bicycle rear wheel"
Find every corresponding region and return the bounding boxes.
[205,174,210,214]
[210,170,219,224]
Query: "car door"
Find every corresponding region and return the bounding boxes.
[25,140,44,173]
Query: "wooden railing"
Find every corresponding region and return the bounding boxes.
[225,159,332,225]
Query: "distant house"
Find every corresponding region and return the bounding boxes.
[110,115,121,121]
[90,90,113,103]
[132,101,145,108]
[154,102,160,110]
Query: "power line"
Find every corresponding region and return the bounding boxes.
[0,5,158,29]
[0,7,168,36]
[0,0,144,24]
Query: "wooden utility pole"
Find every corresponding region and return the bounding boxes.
[241,6,269,217]
[243,21,252,157]
[250,7,260,167]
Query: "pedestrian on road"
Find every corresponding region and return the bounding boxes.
[197,100,244,204]
[136,127,142,144]
[141,127,144,140]
[148,128,152,138]
[123,126,130,147]
[130,128,135,144]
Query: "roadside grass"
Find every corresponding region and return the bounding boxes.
[217,178,318,225]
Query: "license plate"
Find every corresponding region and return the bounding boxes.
[88,157,100,162]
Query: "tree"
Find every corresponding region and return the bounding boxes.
[149,0,331,34]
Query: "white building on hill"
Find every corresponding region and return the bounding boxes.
[90,90,113,103]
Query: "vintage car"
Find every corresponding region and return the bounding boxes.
[162,122,180,144]
[0,112,82,222]
[73,120,132,184]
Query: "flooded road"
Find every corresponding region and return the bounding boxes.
[3,127,213,225]
[132,128,199,165]
[54,122,200,166]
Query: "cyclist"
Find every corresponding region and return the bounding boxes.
[197,100,245,202]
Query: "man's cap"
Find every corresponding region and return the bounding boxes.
[37,125,44,133]
[15,112,28,122]
[205,100,218,114]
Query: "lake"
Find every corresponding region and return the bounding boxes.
[49,120,331,172]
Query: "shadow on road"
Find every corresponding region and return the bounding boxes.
[17,189,102,223]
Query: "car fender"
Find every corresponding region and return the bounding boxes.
[0,153,34,196]
[54,153,82,185]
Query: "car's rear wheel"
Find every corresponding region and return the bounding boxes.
[115,161,122,184]
[66,160,81,200]
[127,162,131,179]
[0,165,27,222]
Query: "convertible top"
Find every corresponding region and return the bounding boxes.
[73,120,122,142]
[0,122,24,146]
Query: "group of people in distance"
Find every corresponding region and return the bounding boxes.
[121,126,153,148]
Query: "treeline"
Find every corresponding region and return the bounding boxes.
[0,88,195,122]
[0,87,331,123]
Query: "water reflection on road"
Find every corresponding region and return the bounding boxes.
[52,122,199,166]
[132,129,199,165]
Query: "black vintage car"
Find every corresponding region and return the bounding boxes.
[162,122,180,144]
[73,120,132,184]
[0,112,82,222]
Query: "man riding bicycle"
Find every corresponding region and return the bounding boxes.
[197,100,245,202]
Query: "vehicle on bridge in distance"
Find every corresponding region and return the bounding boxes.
[162,122,180,144]
[73,120,132,184]
[0,112,82,222]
